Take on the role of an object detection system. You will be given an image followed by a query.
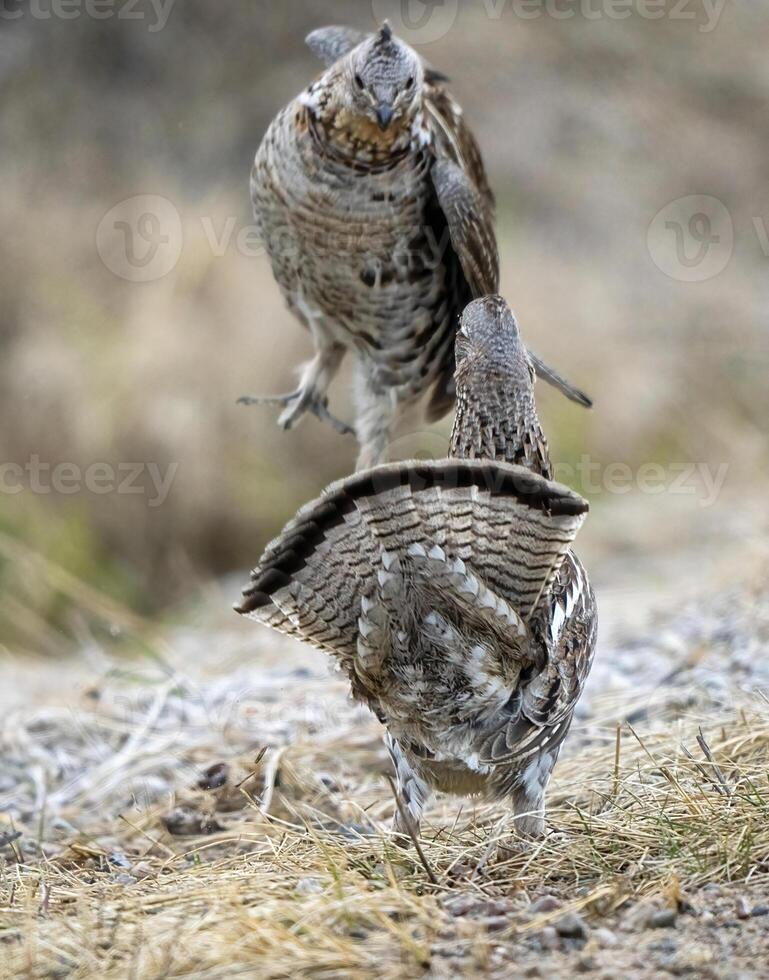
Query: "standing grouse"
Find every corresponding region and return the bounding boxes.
[237,296,597,841]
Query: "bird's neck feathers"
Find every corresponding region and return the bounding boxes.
[449,374,553,479]
[300,74,426,166]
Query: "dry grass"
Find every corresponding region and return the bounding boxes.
[2,574,769,978]
[2,710,768,977]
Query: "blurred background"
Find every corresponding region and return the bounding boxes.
[1,0,768,657]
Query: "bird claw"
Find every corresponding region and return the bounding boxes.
[311,398,355,437]
[237,389,354,437]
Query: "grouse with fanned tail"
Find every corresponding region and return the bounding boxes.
[237,295,597,842]
[241,23,591,469]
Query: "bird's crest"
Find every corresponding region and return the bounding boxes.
[376,21,394,45]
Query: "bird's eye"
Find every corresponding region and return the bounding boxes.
[405,76,414,90]
[354,73,365,90]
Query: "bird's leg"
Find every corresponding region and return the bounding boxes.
[509,786,546,839]
[239,341,352,435]
[353,360,399,471]
[487,773,551,866]
[508,751,558,840]
[386,734,430,847]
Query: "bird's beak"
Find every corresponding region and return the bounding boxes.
[376,104,395,131]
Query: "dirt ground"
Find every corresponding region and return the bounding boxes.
[2,557,769,978]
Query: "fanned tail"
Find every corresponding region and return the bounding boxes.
[236,459,588,662]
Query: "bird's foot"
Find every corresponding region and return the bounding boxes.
[237,389,353,436]
[390,815,417,849]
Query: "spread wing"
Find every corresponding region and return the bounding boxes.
[236,459,588,663]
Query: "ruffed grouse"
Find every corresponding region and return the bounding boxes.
[243,23,590,470]
[237,296,597,841]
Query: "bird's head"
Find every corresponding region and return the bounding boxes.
[344,23,423,132]
[455,296,535,393]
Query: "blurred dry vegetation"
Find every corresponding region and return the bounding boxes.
[1,0,769,652]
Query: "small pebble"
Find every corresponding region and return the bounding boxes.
[108,850,132,869]
[529,895,561,914]
[113,873,137,886]
[163,807,222,836]
[649,937,677,955]
[539,926,559,951]
[484,916,510,933]
[649,909,677,929]
[575,955,596,973]
[444,893,509,918]
[751,905,769,918]
[294,877,324,895]
[593,927,618,948]
[556,911,589,940]
[197,762,229,791]
[622,901,655,931]
[735,896,751,919]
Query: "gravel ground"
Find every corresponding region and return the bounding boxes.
[2,571,769,978]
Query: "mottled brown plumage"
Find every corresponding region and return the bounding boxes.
[242,24,590,469]
[450,296,552,479]
[237,296,597,842]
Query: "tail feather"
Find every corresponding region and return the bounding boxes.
[405,542,529,642]
[529,353,593,409]
[236,459,588,659]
